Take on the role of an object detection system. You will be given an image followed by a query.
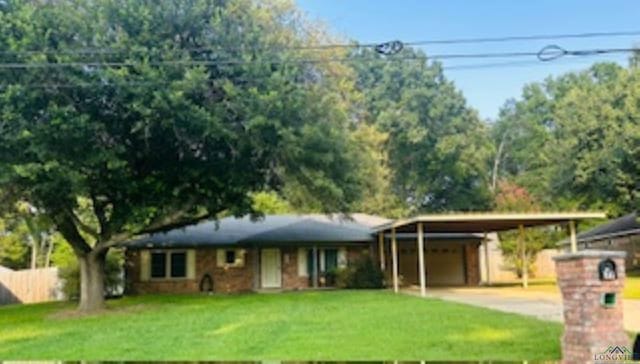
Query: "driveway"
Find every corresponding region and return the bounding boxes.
[404,286,640,332]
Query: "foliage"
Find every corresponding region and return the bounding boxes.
[249,191,292,214]
[349,124,407,218]
[0,0,366,309]
[335,257,384,289]
[0,291,562,360]
[494,181,558,277]
[0,218,29,269]
[0,206,60,270]
[351,48,494,213]
[493,63,640,217]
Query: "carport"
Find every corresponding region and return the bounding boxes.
[373,212,606,297]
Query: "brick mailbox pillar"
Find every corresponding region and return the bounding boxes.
[554,250,629,363]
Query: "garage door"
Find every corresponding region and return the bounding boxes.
[426,244,465,286]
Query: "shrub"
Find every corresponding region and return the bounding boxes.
[335,257,384,289]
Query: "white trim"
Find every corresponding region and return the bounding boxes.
[148,249,190,280]
[297,248,308,277]
[374,212,607,232]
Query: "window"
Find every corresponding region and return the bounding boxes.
[216,249,244,267]
[324,249,338,271]
[225,250,236,264]
[151,252,167,278]
[150,251,188,279]
[170,252,186,278]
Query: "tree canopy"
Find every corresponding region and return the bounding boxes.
[0,0,366,310]
[492,62,640,216]
[350,48,493,213]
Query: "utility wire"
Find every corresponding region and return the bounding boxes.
[0,51,627,90]
[2,29,640,56]
[0,46,636,69]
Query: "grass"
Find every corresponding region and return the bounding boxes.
[490,274,640,299]
[0,290,561,361]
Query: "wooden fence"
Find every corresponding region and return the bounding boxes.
[0,267,63,305]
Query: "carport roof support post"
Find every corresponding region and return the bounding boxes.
[569,220,577,253]
[392,227,398,293]
[519,224,528,289]
[483,231,491,286]
[378,232,385,270]
[417,222,426,297]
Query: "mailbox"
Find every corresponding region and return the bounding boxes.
[598,258,617,281]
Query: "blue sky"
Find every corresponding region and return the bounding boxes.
[296,0,640,120]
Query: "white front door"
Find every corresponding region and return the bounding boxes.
[261,248,282,288]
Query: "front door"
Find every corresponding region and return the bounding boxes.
[261,248,282,288]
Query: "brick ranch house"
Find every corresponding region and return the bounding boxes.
[124,213,485,294]
[124,212,605,295]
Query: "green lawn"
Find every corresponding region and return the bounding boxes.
[490,275,640,299]
[0,290,560,361]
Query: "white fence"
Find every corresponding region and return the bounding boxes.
[0,267,63,305]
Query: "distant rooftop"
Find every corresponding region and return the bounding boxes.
[565,212,640,245]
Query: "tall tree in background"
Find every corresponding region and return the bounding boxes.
[0,0,365,311]
[494,62,640,216]
[350,124,406,218]
[351,48,493,213]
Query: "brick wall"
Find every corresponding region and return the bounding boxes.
[126,248,255,294]
[281,247,309,290]
[126,245,371,295]
[554,251,629,363]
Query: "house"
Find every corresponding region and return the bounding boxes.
[124,213,484,294]
[124,212,605,295]
[560,212,640,269]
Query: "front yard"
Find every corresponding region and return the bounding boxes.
[0,290,560,360]
[490,274,640,299]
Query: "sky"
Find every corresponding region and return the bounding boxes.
[296,0,640,121]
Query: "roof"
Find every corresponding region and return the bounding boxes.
[127,213,388,249]
[559,212,640,245]
[374,212,607,233]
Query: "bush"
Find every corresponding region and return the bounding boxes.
[335,257,384,289]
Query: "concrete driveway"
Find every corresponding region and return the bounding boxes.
[404,286,640,332]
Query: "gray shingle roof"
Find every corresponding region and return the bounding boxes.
[126,214,380,249]
[577,212,640,242]
[125,213,485,249]
[557,212,640,246]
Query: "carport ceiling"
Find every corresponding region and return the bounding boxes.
[374,212,607,234]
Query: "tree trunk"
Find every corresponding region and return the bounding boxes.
[78,250,107,312]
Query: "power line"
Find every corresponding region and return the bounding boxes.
[0,51,629,90]
[0,46,636,69]
[405,30,640,46]
[2,30,640,56]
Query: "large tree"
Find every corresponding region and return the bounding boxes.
[493,62,640,216]
[351,48,493,213]
[0,0,364,311]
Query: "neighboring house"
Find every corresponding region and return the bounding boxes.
[124,213,484,294]
[560,212,640,270]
